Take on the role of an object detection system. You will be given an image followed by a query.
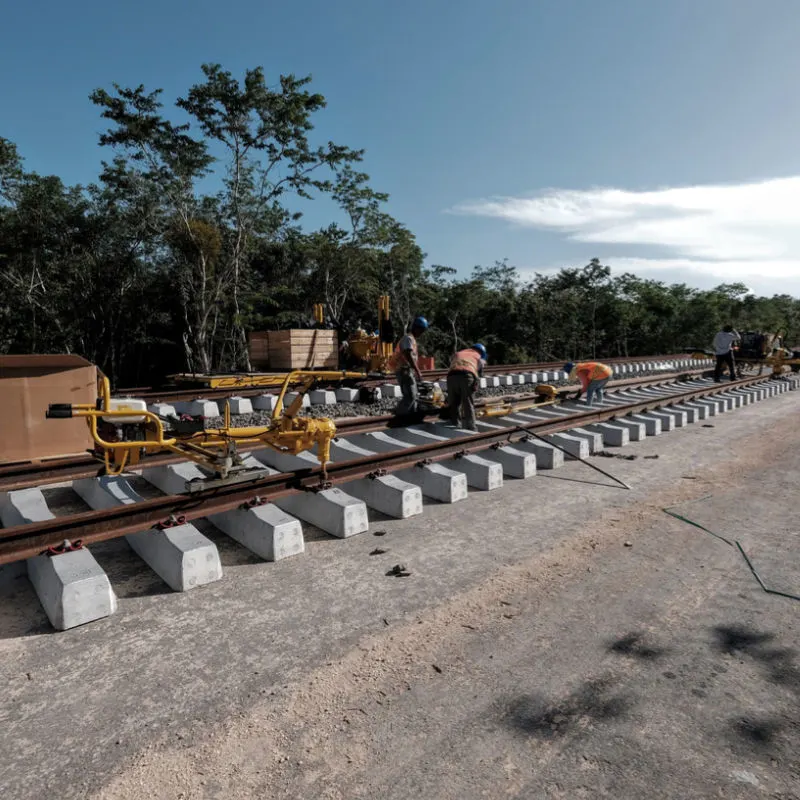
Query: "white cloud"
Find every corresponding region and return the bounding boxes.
[450,178,800,288]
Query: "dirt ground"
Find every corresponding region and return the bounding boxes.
[1,387,798,799]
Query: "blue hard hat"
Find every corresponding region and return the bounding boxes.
[471,343,487,359]
[563,362,575,373]
[412,316,429,331]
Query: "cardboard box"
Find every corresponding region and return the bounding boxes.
[0,355,97,463]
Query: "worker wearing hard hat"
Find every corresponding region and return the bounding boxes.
[389,316,429,415]
[563,360,613,406]
[447,343,487,431]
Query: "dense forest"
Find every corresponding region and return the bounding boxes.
[2,64,799,388]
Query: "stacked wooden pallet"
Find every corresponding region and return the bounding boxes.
[248,329,338,370]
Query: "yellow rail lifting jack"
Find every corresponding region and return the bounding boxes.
[47,370,364,493]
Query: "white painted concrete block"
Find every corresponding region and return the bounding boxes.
[0,488,118,630]
[328,436,375,460]
[563,427,604,453]
[352,431,469,502]
[208,504,304,561]
[284,392,311,409]
[344,474,423,518]
[545,432,589,460]
[148,402,177,418]
[324,436,425,517]
[251,447,320,473]
[26,549,118,631]
[384,427,502,491]
[482,445,536,478]
[486,376,500,388]
[142,461,208,495]
[498,375,513,386]
[690,398,720,416]
[379,384,401,399]
[186,399,220,417]
[585,422,630,447]
[669,403,699,424]
[309,389,337,406]
[711,394,734,411]
[680,402,709,421]
[0,487,54,527]
[512,437,564,469]
[252,394,278,412]
[451,453,504,490]
[336,388,359,403]
[721,392,743,409]
[397,463,469,503]
[629,411,669,433]
[512,374,527,385]
[126,525,223,591]
[729,390,752,405]
[605,418,646,441]
[658,407,688,427]
[276,488,368,538]
[72,477,222,592]
[144,457,277,496]
[226,396,253,415]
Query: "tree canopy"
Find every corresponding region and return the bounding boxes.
[1,64,798,387]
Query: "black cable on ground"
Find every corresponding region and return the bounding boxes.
[663,503,800,602]
[519,429,632,491]
[735,541,800,602]
[663,500,733,546]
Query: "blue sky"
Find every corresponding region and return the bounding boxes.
[4,0,800,295]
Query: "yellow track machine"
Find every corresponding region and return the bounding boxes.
[346,295,394,374]
[46,370,363,493]
[690,330,800,376]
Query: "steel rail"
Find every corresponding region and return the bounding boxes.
[0,373,773,565]
[0,370,711,492]
[117,354,692,401]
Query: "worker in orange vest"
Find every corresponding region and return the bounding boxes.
[563,361,613,406]
[447,343,487,430]
[388,316,429,415]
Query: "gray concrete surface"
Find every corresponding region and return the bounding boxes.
[0,385,798,799]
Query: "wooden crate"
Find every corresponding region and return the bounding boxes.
[261,329,339,370]
[248,332,270,370]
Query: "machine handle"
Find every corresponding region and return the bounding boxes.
[46,404,73,419]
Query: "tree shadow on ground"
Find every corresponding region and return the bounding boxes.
[502,676,633,740]
[730,716,784,746]
[608,632,668,660]
[712,624,799,695]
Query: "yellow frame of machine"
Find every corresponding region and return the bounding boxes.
[56,369,364,478]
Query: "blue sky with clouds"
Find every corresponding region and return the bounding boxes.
[4,0,800,295]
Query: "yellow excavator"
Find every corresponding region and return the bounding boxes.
[46,369,363,492]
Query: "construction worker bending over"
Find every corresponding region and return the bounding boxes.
[563,360,613,406]
[712,324,740,382]
[389,316,429,415]
[447,343,487,431]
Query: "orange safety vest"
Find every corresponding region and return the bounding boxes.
[575,361,612,390]
[388,334,418,372]
[448,348,483,378]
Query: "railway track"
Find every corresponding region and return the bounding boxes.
[116,354,692,402]
[0,368,709,493]
[1,371,797,635]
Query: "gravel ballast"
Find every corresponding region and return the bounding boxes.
[199,364,704,428]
